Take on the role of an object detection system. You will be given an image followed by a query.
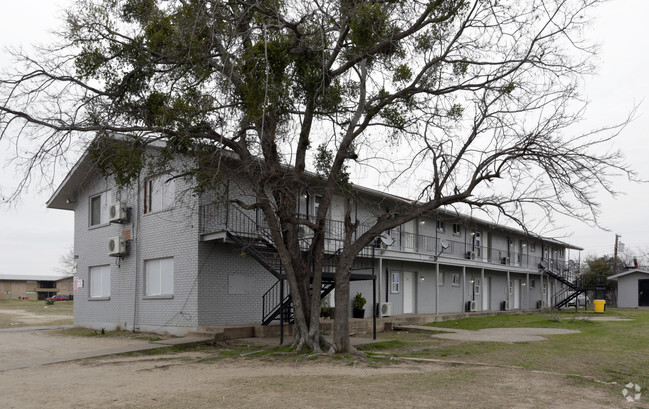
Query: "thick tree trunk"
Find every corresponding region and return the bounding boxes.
[332,264,355,353]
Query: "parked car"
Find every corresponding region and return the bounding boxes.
[47,294,70,302]
[568,293,589,307]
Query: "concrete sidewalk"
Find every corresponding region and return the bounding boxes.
[393,324,579,343]
[0,329,215,372]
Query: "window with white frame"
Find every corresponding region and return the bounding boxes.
[452,273,460,287]
[436,220,445,233]
[438,272,445,287]
[474,278,481,294]
[145,175,175,213]
[530,279,536,289]
[89,265,110,298]
[391,272,400,293]
[145,257,174,296]
[452,223,461,236]
[530,242,536,252]
[89,191,110,226]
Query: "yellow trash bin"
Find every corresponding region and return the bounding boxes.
[593,299,606,313]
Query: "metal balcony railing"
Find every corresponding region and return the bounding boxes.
[199,202,572,272]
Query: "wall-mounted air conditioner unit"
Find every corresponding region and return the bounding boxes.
[108,236,127,257]
[536,300,546,309]
[109,202,128,223]
[380,302,392,317]
[501,300,510,311]
[466,300,478,312]
[466,251,476,260]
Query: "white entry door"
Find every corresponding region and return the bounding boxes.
[403,272,416,314]
[482,277,491,311]
[513,279,521,309]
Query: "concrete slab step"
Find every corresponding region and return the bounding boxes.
[152,335,216,346]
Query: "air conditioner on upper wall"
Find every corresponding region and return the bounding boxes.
[109,202,128,223]
[380,302,392,317]
[108,236,127,257]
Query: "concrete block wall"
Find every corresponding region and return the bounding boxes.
[487,272,508,311]
[73,175,124,331]
[72,167,201,336]
[197,241,277,326]
[134,175,200,334]
[438,266,466,313]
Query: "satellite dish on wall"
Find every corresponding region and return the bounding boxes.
[440,239,450,250]
[379,233,395,247]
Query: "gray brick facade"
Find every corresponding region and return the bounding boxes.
[48,147,579,335]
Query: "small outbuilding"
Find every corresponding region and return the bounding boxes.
[608,269,649,308]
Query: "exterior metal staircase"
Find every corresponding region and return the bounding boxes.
[542,260,607,309]
[202,202,375,326]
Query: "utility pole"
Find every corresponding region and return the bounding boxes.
[613,234,621,275]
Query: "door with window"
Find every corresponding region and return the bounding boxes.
[403,272,416,313]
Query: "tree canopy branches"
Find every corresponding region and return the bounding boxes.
[0,0,636,353]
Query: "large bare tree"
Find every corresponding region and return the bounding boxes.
[0,0,634,353]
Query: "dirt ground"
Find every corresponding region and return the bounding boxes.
[0,346,639,409]
[0,330,151,371]
[0,307,71,326]
[0,305,645,409]
[0,329,644,409]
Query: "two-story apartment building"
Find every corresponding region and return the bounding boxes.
[0,274,73,300]
[47,146,582,335]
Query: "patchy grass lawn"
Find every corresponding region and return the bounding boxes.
[357,309,649,393]
[0,299,73,328]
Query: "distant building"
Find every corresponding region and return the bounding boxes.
[0,274,73,300]
[609,269,649,308]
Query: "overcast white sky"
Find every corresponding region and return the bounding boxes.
[1,0,648,276]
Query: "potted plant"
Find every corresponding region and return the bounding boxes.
[320,298,332,318]
[352,292,366,318]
